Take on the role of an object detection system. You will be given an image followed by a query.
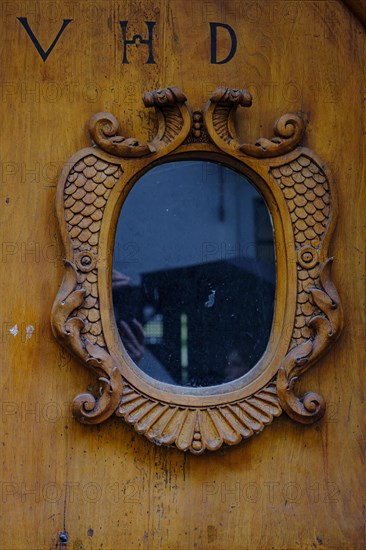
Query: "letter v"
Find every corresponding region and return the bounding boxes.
[17,17,72,62]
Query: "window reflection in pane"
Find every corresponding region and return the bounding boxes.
[112,161,276,387]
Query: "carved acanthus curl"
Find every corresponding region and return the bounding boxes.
[51,261,123,424]
[277,259,343,424]
[143,87,191,151]
[89,112,153,157]
[143,86,187,107]
[204,87,305,157]
[89,87,191,158]
[240,113,306,157]
[210,87,253,107]
[204,87,252,147]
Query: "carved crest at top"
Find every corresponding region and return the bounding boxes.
[88,85,308,159]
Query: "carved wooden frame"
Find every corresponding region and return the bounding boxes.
[52,86,343,454]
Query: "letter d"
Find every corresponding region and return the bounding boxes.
[210,22,237,64]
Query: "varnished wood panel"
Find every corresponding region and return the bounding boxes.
[0,1,364,548]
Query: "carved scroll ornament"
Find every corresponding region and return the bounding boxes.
[52,86,342,454]
[89,86,190,157]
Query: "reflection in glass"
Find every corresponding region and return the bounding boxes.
[112,161,275,387]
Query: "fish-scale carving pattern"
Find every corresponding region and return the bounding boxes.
[64,154,122,345]
[271,156,330,250]
[270,156,331,347]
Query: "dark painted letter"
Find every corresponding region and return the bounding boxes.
[17,17,72,62]
[120,21,156,64]
[210,22,237,64]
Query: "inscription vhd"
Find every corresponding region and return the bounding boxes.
[17,18,237,65]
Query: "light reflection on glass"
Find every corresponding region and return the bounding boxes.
[112,160,276,387]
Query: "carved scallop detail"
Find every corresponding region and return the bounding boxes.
[116,380,282,454]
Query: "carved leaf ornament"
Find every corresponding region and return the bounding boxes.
[52,87,343,454]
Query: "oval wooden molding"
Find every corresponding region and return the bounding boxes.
[52,86,343,454]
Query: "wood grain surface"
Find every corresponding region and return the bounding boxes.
[0,1,364,548]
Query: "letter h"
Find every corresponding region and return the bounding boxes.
[120,21,156,64]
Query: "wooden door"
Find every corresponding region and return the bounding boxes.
[1,1,364,548]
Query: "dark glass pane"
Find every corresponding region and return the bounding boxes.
[112,160,276,387]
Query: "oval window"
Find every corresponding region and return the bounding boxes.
[112,160,275,387]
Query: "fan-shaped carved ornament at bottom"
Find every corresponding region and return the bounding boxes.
[116,381,282,454]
